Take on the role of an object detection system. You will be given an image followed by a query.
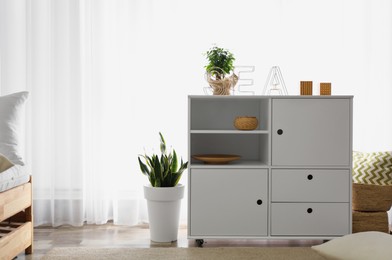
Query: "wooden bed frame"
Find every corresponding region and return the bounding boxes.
[0,176,33,259]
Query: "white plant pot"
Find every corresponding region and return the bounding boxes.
[144,184,184,242]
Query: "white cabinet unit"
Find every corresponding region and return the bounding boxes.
[188,96,353,242]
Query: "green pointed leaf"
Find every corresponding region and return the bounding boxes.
[171,149,178,173]
[159,132,166,154]
[154,155,163,181]
[183,161,189,170]
[146,155,154,169]
[155,178,161,187]
[172,172,181,186]
[138,157,149,175]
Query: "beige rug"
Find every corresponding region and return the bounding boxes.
[42,247,327,259]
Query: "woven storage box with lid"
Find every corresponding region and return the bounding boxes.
[352,211,389,233]
[300,81,313,95]
[352,183,392,212]
[320,83,331,95]
[234,117,258,130]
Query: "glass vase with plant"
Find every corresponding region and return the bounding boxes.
[204,46,238,95]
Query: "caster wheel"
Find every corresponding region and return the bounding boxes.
[195,239,204,247]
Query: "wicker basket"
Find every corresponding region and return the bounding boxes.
[234,117,259,130]
[352,211,389,233]
[352,183,392,212]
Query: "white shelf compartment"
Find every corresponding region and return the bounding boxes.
[190,133,269,166]
[189,97,269,131]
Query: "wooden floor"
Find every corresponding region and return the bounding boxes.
[16,223,328,259]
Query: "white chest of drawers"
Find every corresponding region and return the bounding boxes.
[188,96,353,243]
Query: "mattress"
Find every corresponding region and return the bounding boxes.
[0,163,30,193]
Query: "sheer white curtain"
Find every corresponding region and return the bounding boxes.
[25,0,154,226]
[0,0,391,226]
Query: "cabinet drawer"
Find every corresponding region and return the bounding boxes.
[271,203,350,236]
[190,169,268,236]
[272,169,349,202]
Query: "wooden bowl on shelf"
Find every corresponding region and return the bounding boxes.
[192,154,241,164]
[234,116,258,130]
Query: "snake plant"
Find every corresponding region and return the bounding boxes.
[138,133,188,187]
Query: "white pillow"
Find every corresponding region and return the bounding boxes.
[312,231,392,260]
[0,91,29,165]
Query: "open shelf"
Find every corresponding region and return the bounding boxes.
[190,97,269,131]
[190,133,269,166]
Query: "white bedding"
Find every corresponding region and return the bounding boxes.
[0,164,30,192]
[0,155,30,192]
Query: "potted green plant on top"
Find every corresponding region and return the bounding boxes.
[138,132,188,242]
[205,46,238,95]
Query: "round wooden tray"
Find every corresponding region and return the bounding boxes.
[192,154,241,164]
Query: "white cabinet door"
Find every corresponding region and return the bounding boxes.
[272,99,350,166]
[190,169,268,236]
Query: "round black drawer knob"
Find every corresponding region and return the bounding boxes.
[277,129,283,135]
[307,208,313,214]
[257,199,263,205]
[307,174,313,180]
